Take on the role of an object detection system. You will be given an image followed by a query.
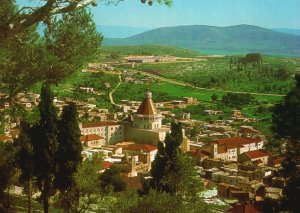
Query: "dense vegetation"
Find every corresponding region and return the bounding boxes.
[269,75,300,212]
[102,45,201,58]
[117,55,299,94]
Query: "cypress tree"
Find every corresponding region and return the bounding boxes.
[150,122,202,196]
[32,82,58,213]
[15,121,34,213]
[54,102,83,211]
[272,74,300,212]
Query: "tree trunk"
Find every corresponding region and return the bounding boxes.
[43,195,49,213]
[28,179,32,213]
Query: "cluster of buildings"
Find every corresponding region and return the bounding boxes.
[125,55,177,64]
[0,79,287,212]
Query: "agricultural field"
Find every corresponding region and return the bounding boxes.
[116,55,300,94]
[30,71,120,110]
[100,44,202,59]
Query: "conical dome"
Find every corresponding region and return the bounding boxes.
[136,89,158,115]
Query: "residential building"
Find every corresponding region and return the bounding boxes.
[238,150,269,165]
[211,137,264,162]
[80,134,105,148]
[79,121,124,145]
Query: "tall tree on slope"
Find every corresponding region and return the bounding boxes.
[31,82,58,213]
[272,74,300,212]
[54,102,83,212]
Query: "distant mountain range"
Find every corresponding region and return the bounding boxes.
[102,25,300,56]
[97,25,152,38]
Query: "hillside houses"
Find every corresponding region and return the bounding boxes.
[79,121,124,145]
[211,137,265,162]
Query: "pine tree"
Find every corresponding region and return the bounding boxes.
[31,82,59,213]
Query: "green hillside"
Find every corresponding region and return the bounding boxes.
[101,45,201,57]
[103,25,300,57]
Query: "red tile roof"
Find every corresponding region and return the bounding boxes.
[123,144,157,152]
[101,161,112,169]
[239,128,260,134]
[80,134,104,142]
[0,134,13,142]
[81,121,119,128]
[245,150,269,159]
[217,137,262,149]
[227,203,261,213]
[271,157,285,166]
[187,149,210,158]
[136,98,158,115]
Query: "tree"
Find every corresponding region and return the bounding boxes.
[1,0,171,103]
[54,103,83,206]
[272,74,300,212]
[211,93,218,102]
[221,92,254,107]
[15,121,35,213]
[31,82,59,213]
[149,122,204,204]
[1,0,171,43]
[0,142,18,211]
[59,156,103,213]
[99,166,127,196]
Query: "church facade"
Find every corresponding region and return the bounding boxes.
[79,89,189,151]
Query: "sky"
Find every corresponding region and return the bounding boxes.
[18,0,300,29]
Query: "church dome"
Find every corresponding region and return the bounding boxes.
[136,89,158,115]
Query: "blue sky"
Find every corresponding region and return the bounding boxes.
[18,0,300,29]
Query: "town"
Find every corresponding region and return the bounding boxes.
[1,0,300,212]
[0,56,291,212]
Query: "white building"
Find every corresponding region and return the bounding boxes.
[79,121,124,145]
[211,137,264,162]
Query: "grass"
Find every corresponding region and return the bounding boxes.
[30,71,120,110]
[116,55,300,95]
[114,81,283,104]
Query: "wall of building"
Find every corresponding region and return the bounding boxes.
[125,126,167,145]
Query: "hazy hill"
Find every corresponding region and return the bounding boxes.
[101,45,201,57]
[272,28,300,36]
[103,25,300,56]
[97,25,152,38]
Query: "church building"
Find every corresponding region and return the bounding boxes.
[125,89,169,145]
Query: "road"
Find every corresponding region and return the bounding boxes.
[108,74,122,106]
[131,69,285,97]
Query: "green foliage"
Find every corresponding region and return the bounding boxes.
[0,4,102,103]
[14,121,35,212]
[102,45,201,58]
[99,166,127,194]
[150,122,204,205]
[45,9,102,83]
[31,82,59,213]
[211,93,218,102]
[55,103,83,193]
[221,92,255,107]
[238,53,262,65]
[271,74,300,212]
[119,55,297,95]
[0,142,18,211]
